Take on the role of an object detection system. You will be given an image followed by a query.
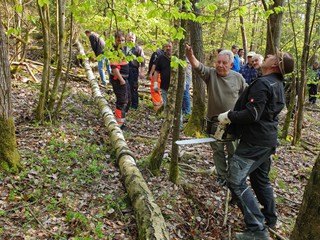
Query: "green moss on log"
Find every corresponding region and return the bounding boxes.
[0,117,21,172]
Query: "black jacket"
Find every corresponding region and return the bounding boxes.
[228,73,285,147]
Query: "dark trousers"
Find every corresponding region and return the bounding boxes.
[128,67,139,109]
[111,78,130,115]
[308,84,318,104]
[227,141,277,231]
[250,157,277,227]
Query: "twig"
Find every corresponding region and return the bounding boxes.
[268,227,289,240]
[301,139,318,147]
[301,142,318,155]
[274,190,301,207]
[178,163,215,175]
[223,189,230,226]
[27,206,43,226]
[5,201,36,212]
[25,62,39,82]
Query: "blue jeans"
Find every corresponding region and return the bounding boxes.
[182,83,191,115]
[161,89,168,108]
[227,141,276,232]
[98,58,107,85]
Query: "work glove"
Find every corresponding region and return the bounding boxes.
[218,110,231,124]
[213,122,227,141]
[154,81,159,92]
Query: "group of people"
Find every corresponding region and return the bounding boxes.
[86,32,192,128]
[86,31,296,239]
[85,30,146,129]
[231,44,265,84]
[186,44,294,239]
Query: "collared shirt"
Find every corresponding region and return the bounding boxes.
[240,64,258,84]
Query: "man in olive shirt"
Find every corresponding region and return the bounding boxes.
[186,45,247,184]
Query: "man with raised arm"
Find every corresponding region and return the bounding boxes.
[185,44,246,186]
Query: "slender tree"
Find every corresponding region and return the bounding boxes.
[293,0,315,144]
[184,0,206,137]
[169,9,186,184]
[36,1,51,121]
[220,0,233,49]
[0,22,20,172]
[238,0,248,54]
[48,0,66,113]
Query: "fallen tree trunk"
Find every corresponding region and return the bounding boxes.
[76,40,169,240]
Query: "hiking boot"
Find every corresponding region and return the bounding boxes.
[235,228,269,240]
[120,124,129,132]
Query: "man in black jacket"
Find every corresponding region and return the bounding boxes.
[217,51,294,240]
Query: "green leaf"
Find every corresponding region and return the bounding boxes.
[238,6,247,16]
[7,28,19,36]
[38,0,49,7]
[15,4,23,13]
[137,56,144,63]
[206,4,217,12]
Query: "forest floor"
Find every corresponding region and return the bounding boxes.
[1,63,320,240]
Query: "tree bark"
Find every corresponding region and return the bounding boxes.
[239,0,248,54]
[263,0,285,55]
[48,0,66,113]
[76,40,169,240]
[0,20,20,172]
[36,2,51,121]
[293,0,314,145]
[148,69,177,175]
[220,0,233,49]
[291,153,320,239]
[169,14,186,184]
[184,0,206,137]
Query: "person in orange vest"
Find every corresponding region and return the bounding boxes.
[153,41,173,108]
[109,31,130,130]
[148,47,164,111]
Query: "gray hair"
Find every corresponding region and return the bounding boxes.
[218,50,234,62]
[127,32,136,40]
[252,54,264,65]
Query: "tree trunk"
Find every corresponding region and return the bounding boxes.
[0,21,20,172]
[148,69,177,175]
[239,0,248,55]
[76,40,170,240]
[220,0,233,49]
[293,0,314,145]
[54,0,74,119]
[36,2,51,121]
[249,7,258,51]
[48,0,66,113]
[169,16,186,184]
[290,153,320,239]
[184,0,206,137]
[263,0,285,55]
